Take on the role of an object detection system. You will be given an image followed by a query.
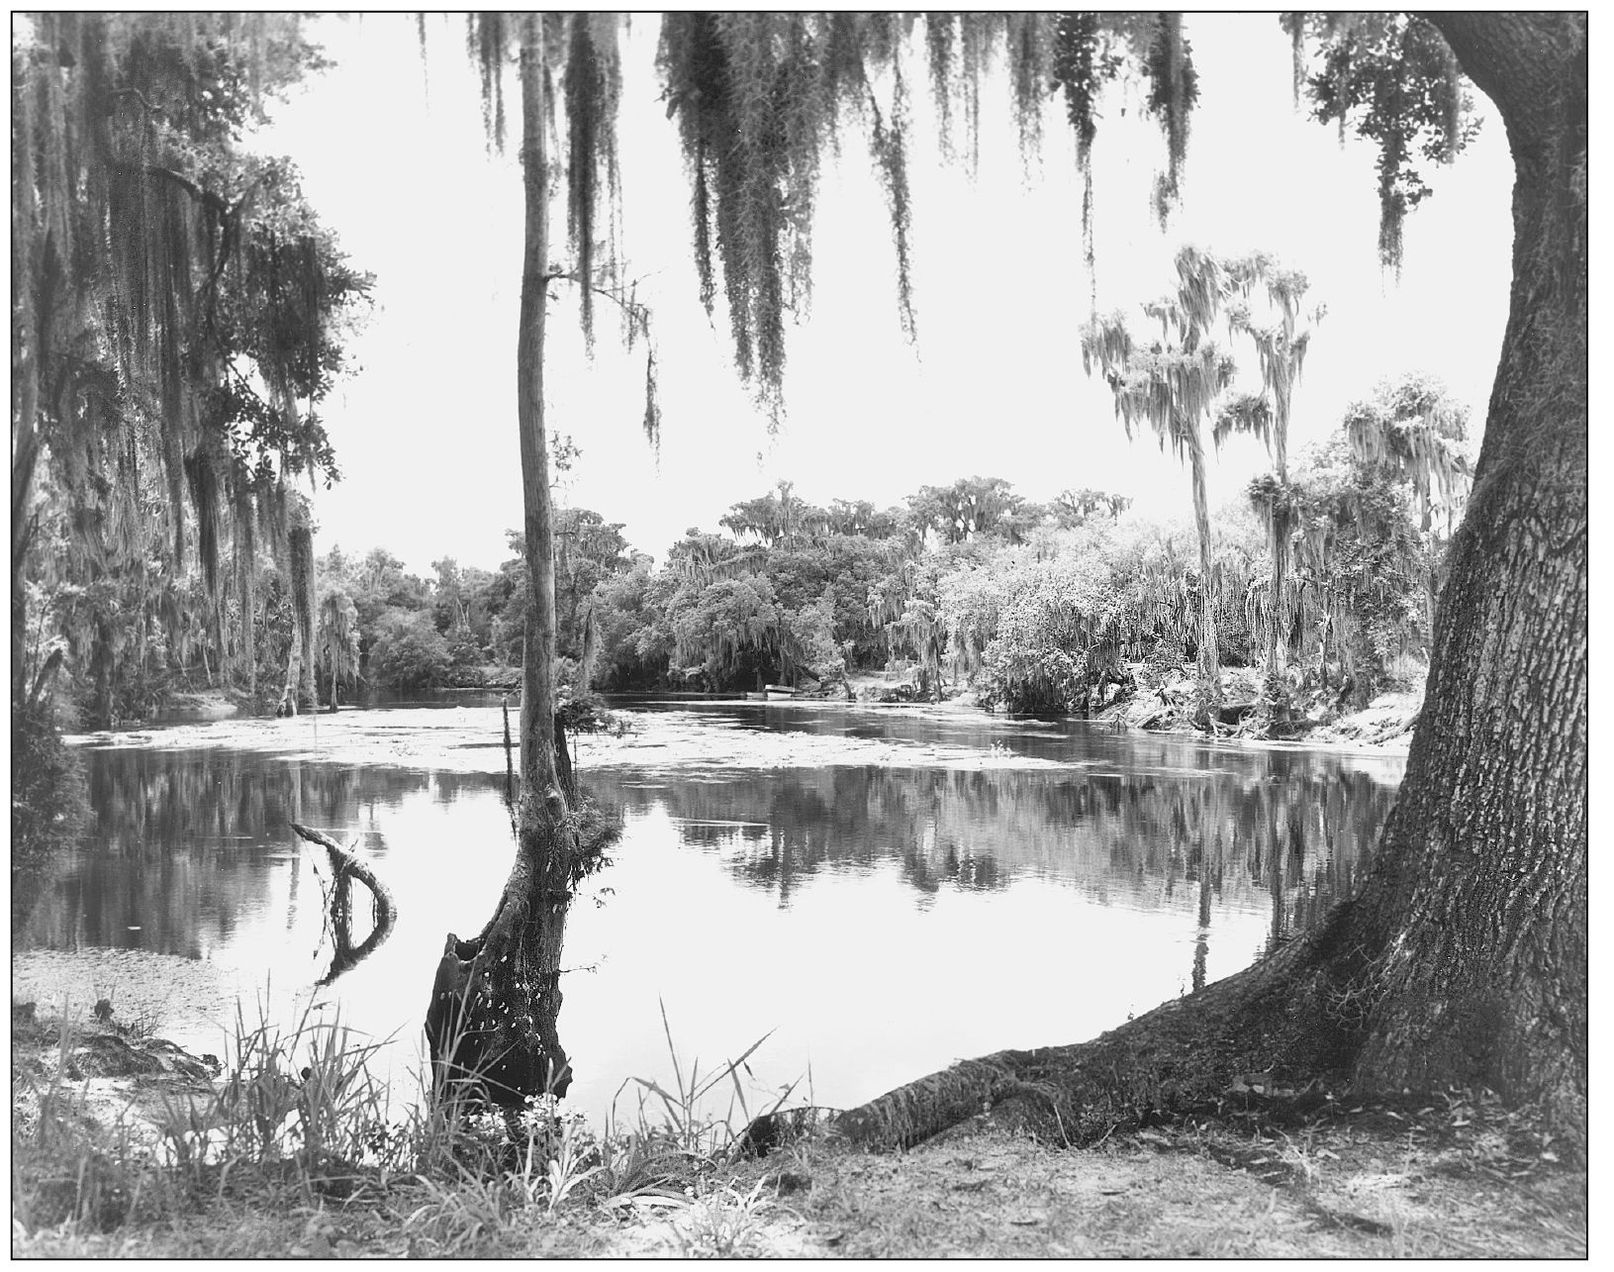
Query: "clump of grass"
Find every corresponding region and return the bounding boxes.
[678,1178,777,1256]
[14,988,809,1256]
[592,999,800,1219]
[11,999,172,1234]
[149,993,403,1201]
[617,998,795,1157]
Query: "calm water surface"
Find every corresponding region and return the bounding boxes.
[18,700,1404,1125]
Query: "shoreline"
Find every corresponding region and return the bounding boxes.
[68,678,1418,759]
[18,689,1569,1258]
[12,997,1583,1258]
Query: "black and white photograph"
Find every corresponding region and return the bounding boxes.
[11,10,1587,1258]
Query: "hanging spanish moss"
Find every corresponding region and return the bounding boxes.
[957,15,987,174]
[1213,392,1274,453]
[1290,13,1479,271]
[1013,18,1053,156]
[12,14,368,716]
[469,11,510,152]
[1145,14,1197,228]
[664,14,823,422]
[867,57,917,345]
[183,444,221,598]
[1080,245,1253,722]
[642,345,662,447]
[564,15,623,347]
[924,13,957,159]
[468,13,651,417]
[661,13,1071,424]
[1342,373,1472,529]
[231,460,259,700]
[1051,12,1107,309]
[1281,11,1305,107]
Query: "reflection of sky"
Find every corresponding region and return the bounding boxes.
[560,806,1275,1125]
[25,706,1401,1126]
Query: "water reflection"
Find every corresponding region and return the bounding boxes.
[586,762,1382,950]
[16,706,1402,1121]
[20,749,503,960]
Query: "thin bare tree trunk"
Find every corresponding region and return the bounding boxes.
[11,391,40,709]
[426,14,578,1103]
[241,549,257,707]
[1186,423,1221,723]
[282,618,302,716]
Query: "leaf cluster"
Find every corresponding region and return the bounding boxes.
[1289,13,1480,268]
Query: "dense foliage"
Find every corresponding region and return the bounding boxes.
[340,378,1458,719]
[12,14,370,728]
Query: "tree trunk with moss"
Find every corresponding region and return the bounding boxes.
[279,518,317,715]
[425,16,581,1104]
[1257,499,1295,731]
[823,10,1586,1156]
[1186,425,1221,725]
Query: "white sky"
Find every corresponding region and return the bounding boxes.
[257,13,1513,574]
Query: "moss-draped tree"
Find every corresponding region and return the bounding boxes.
[11,14,368,726]
[424,13,647,1104]
[1079,247,1240,725]
[422,12,1584,1152]
[651,11,1583,1149]
[854,12,1581,1151]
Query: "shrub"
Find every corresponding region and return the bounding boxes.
[12,701,89,866]
[367,610,453,692]
[969,557,1119,715]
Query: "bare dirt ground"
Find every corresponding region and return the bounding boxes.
[15,1119,1585,1259]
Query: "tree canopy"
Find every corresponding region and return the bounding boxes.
[12,13,370,721]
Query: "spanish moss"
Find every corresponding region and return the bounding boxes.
[564,15,623,348]
[1291,13,1481,271]
[1145,14,1197,228]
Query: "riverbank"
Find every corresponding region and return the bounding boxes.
[838,665,1420,754]
[12,1002,1584,1258]
[105,665,1419,760]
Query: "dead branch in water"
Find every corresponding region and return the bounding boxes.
[290,822,397,985]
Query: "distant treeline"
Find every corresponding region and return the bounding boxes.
[337,373,1468,716]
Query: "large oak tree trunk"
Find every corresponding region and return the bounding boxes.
[821,11,1585,1155]
[1343,9,1587,1114]
[425,15,580,1105]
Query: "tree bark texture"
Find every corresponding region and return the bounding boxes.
[11,418,39,709]
[1186,424,1221,722]
[1258,506,1295,727]
[819,11,1585,1156]
[424,719,579,1104]
[425,16,579,1107]
[239,547,257,706]
[1345,8,1587,1117]
[11,145,42,710]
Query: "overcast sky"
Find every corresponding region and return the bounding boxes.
[257,13,1513,575]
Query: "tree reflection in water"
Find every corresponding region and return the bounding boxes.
[20,728,1396,1031]
[18,748,500,969]
[585,753,1391,989]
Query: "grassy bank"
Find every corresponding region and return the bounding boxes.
[12,1000,1583,1258]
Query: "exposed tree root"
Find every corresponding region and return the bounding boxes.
[811,906,1376,1153]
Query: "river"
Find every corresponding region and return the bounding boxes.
[14,697,1404,1130]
